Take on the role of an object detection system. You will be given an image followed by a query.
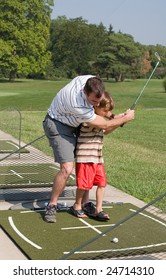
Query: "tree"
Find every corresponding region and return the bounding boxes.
[49,17,107,78]
[0,0,52,81]
[148,44,166,79]
[139,51,151,78]
[95,33,142,81]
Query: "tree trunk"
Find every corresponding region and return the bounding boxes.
[9,70,16,82]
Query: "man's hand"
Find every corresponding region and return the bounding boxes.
[120,109,134,127]
[124,109,135,122]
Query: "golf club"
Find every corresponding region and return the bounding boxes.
[121,52,160,127]
[130,52,161,110]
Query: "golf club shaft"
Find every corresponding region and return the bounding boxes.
[130,59,160,110]
[121,52,160,127]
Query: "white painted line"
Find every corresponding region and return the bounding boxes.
[16,172,38,175]
[7,141,19,149]
[49,166,60,171]
[130,209,166,227]
[0,172,38,177]
[10,170,23,179]
[20,210,45,213]
[64,242,166,255]
[79,218,106,235]
[49,165,75,180]
[62,224,115,230]
[69,174,75,180]
[0,173,12,176]
[0,182,52,187]
[8,216,42,249]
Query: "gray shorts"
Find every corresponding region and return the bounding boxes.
[43,115,78,163]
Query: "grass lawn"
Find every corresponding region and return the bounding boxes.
[0,78,165,209]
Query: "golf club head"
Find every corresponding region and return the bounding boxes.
[155,52,161,61]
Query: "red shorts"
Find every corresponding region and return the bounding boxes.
[76,163,107,190]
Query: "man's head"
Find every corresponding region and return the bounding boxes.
[84,77,105,106]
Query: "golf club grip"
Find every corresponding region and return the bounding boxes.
[130,103,136,110]
[120,104,136,127]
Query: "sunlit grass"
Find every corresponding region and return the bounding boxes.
[0,78,165,208]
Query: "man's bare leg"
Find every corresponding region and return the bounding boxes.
[49,162,73,205]
[44,162,73,222]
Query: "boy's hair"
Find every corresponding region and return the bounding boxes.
[98,91,115,111]
[84,77,105,98]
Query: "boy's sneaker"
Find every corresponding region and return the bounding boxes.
[44,204,57,223]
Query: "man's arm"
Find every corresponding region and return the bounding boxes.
[86,109,134,130]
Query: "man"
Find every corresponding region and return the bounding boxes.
[43,75,134,222]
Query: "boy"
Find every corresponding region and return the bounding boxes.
[70,92,120,221]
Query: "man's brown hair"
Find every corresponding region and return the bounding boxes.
[84,77,105,98]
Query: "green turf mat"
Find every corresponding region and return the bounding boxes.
[0,140,29,153]
[0,163,75,188]
[0,203,165,260]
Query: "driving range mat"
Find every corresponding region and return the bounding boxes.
[0,203,166,260]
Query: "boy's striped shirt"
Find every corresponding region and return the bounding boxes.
[75,124,104,163]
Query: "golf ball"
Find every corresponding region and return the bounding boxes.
[112,237,119,243]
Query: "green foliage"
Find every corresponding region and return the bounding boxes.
[0,0,51,81]
[48,16,166,81]
[49,16,107,78]
[95,33,144,81]
[0,4,166,82]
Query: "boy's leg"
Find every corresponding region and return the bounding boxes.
[96,186,110,220]
[96,186,105,213]
[70,188,88,218]
[82,190,89,205]
[74,188,86,210]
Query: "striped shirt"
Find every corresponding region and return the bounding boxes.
[75,124,104,164]
[48,75,96,127]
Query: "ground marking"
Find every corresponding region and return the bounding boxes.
[61,224,115,230]
[64,242,166,255]
[49,166,60,171]
[49,165,75,180]
[6,141,19,149]
[20,210,44,213]
[8,216,42,249]
[10,170,24,179]
[130,209,166,227]
[0,171,38,177]
[79,218,106,235]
